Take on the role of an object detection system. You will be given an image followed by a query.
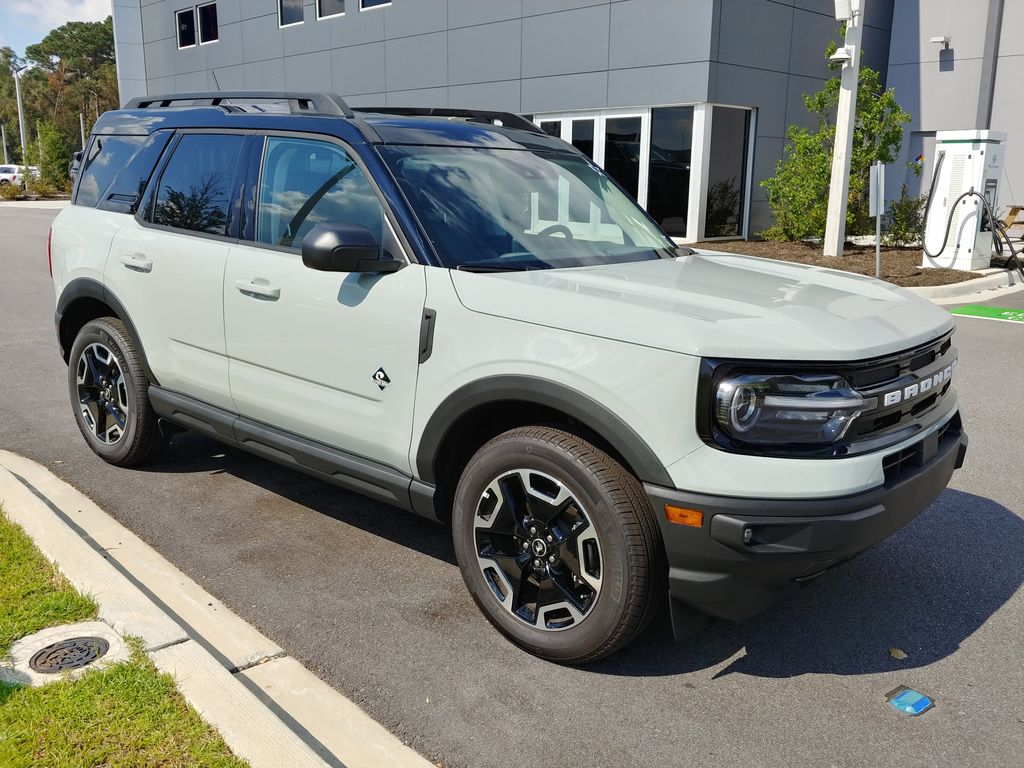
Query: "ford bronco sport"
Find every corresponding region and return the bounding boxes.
[51,92,967,663]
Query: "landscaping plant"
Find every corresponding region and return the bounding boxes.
[761,32,911,242]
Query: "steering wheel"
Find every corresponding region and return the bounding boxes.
[537,223,574,240]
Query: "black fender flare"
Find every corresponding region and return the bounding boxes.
[56,277,159,385]
[415,375,674,487]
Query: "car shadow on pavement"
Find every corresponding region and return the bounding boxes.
[149,432,458,566]
[147,438,1021,680]
[590,488,1024,679]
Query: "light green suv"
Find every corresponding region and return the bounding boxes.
[52,92,967,663]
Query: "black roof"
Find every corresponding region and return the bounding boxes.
[99,91,566,151]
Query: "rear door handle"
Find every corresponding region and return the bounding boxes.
[235,278,281,301]
[120,253,153,273]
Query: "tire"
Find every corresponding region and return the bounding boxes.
[67,317,165,467]
[452,426,663,664]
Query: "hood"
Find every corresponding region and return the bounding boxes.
[450,252,955,361]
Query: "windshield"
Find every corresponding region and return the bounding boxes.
[380,146,675,270]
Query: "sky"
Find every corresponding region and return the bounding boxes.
[0,0,111,58]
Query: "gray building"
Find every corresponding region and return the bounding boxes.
[112,1,923,241]
[886,0,1023,207]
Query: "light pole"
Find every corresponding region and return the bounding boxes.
[13,64,28,164]
[823,0,864,258]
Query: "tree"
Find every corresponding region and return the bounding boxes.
[761,34,911,242]
[1,18,118,176]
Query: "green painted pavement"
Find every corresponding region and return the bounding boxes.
[950,305,1024,323]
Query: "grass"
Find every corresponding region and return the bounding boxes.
[0,508,97,656]
[0,508,248,767]
[0,646,247,768]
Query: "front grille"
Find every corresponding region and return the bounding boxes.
[846,331,957,446]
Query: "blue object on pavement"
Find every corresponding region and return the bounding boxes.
[886,687,934,716]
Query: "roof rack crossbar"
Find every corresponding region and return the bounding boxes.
[353,107,544,135]
[125,91,355,118]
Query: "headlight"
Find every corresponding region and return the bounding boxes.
[713,373,865,445]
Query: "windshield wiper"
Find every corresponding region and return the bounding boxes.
[456,263,542,273]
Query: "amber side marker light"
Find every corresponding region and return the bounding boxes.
[664,505,704,527]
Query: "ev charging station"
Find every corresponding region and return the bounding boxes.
[921,130,1007,271]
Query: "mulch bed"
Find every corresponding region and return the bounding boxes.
[691,240,988,288]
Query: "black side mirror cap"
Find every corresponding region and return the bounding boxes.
[301,224,401,274]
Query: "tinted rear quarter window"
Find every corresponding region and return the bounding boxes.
[96,132,172,214]
[75,135,146,208]
[151,133,246,236]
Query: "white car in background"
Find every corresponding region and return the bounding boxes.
[0,165,23,186]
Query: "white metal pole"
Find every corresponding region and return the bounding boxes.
[14,67,28,163]
[823,0,864,258]
[80,112,87,150]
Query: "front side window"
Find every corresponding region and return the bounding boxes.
[152,133,245,236]
[381,146,674,271]
[318,0,345,18]
[176,8,196,48]
[257,136,383,250]
[76,135,146,208]
[360,0,390,9]
[279,0,303,26]
[198,3,219,43]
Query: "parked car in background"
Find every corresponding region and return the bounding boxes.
[0,165,23,187]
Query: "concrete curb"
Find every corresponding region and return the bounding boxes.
[693,247,1022,303]
[903,268,1022,300]
[0,200,69,209]
[0,453,433,768]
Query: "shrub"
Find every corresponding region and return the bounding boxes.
[0,183,24,201]
[884,182,926,247]
[760,32,911,241]
[26,177,63,198]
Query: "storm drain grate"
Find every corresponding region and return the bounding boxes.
[29,637,110,673]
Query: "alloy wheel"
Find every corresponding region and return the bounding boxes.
[474,469,602,631]
[76,342,129,445]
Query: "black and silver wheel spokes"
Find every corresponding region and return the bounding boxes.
[76,343,128,445]
[474,469,602,631]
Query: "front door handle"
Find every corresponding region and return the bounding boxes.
[120,253,153,273]
[235,278,281,301]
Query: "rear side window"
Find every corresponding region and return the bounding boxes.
[256,136,382,249]
[152,133,246,236]
[75,135,146,208]
[97,132,172,214]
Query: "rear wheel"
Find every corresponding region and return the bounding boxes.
[68,318,165,467]
[452,427,662,664]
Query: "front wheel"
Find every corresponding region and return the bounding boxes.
[452,427,663,664]
[67,318,165,467]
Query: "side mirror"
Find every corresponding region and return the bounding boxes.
[301,224,401,274]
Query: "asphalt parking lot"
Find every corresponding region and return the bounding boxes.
[2,205,1022,767]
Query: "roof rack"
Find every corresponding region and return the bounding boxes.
[352,107,544,135]
[124,91,355,118]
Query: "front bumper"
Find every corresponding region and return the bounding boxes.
[647,412,967,623]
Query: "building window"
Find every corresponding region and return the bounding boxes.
[360,0,390,10]
[318,0,345,19]
[279,0,304,27]
[176,8,196,49]
[648,106,694,237]
[198,3,218,44]
[704,107,751,238]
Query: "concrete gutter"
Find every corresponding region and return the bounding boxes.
[0,451,434,768]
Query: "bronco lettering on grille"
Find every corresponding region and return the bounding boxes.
[881,359,957,408]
